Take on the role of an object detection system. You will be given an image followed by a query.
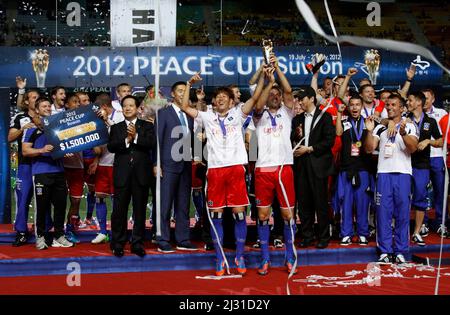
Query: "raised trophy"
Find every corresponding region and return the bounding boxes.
[364,49,381,85]
[262,39,273,65]
[306,53,326,74]
[31,49,50,88]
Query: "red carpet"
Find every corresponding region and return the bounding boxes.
[1,263,449,295]
[1,234,448,260]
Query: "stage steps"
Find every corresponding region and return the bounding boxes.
[412,252,450,266]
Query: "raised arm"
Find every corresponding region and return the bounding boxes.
[338,68,357,102]
[16,76,26,110]
[249,63,264,86]
[311,71,319,93]
[182,73,201,119]
[254,67,276,114]
[242,67,267,115]
[335,103,346,136]
[271,54,294,109]
[398,64,416,99]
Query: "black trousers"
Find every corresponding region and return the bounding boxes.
[34,172,67,238]
[111,171,149,250]
[297,160,330,242]
[150,173,156,236]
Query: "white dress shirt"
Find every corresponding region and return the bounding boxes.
[125,117,138,148]
[172,103,189,136]
[304,107,316,147]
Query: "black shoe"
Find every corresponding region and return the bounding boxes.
[131,247,146,257]
[158,242,175,253]
[204,242,215,251]
[12,232,28,247]
[112,248,124,257]
[176,241,198,251]
[273,238,284,248]
[377,253,392,264]
[340,236,352,246]
[419,224,429,237]
[252,239,261,248]
[316,240,329,249]
[412,233,426,246]
[299,239,314,248]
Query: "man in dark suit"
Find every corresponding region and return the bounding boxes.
[291,86,335,249]
[154,81,197,253]
[107,95,155,257]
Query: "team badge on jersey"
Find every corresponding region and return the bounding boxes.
[423,122,430,131]
[35,183,44,196]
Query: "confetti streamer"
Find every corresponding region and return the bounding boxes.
[294,0,449,75]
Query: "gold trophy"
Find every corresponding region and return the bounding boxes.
[31,49,50,88]
[364,49,381,85]
[262,39,273,65]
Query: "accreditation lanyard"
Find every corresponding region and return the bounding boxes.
[413,113,425,137]
[266,110,277,130]
[217,113,229,138]
[389,124,401,143]
[364,106,375,118]
[349,117,364,144]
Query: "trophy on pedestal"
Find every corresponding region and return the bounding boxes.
[31,49,50,88]
[364,49,381,85]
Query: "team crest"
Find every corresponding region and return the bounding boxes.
[208,200,213,207]
[423,122,430,131]
[36,187,43,195]
[43,118,49,126]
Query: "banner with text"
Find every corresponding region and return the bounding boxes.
[110,0,177,47]
[42,104,109,159]
[0,46,442,88]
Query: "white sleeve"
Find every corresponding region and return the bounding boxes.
[246,118,256,131]
[342,120,352,132]
[372,124,383,139]
[197,110,207,123]
[406,123,419,139]
[282,103,295,118]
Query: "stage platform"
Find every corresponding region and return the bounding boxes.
[1,223,449,278]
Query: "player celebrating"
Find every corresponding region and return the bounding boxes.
[252,56,297,276]
[180,71,264,276]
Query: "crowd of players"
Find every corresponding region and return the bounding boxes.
[8,53,450,276]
